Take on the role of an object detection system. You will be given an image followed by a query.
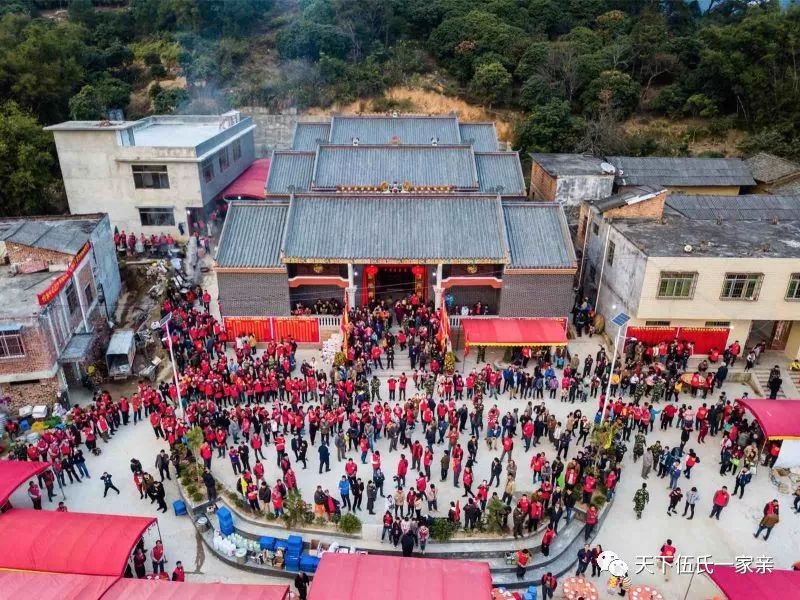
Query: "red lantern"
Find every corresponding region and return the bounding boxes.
[411,265,425,277]
[365,265,379,277]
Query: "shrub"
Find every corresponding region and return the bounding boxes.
[430,518,458,542]
[591,493,607,510]
[484,497,509,534]
[444,351,457,374]
[192,492,204,503]
[337,512,362,534]
[314,517,328,527]
[282,490,313,528]
[186,485,197,496]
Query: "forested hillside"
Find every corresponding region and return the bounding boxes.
[0,0,798,215]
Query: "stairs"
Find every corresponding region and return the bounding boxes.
[751,368,786,399]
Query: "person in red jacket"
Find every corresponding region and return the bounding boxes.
[540,572,558,599]
[522,420,534,451]
[149,411,163,439]
[584,505,598,540]
[500,435,514,463]
[541,524,557,556]
[710,486,730,519]
[659,539,676,581]
[171,561,185,582]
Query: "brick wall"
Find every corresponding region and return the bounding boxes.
[0,319,58,381]
[218,272,291,317]
[1,377,61,411]
[529,164,557,201]
[498,273,575,318]
[604,190,667,220]
[5,242,72,266]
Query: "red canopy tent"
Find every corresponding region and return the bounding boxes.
[0,509,156,576]
[103,577,289,599]
[308,553,492,600]
[0,571,290,599]
[736,398,800,440]
[220,158,271,200]
[706,565,797,599]
[0,571,119,600]
[0,459,51,506]
[462,318,567,353]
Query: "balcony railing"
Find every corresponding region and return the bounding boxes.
[312,315,342,328]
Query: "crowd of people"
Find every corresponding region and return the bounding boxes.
[7,281,791,595]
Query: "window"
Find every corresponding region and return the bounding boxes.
[65,282,79,314]
[218,148,230,172]
[606,241,615,265]
[645,320,671,326]
[657,272,697,299]
[705,321,731,327]
[84,282,95,306]
[132,165,169,189]
[232,139,242,162]
[0,330,24,358]
[139,207,175,227]
[721,273,763,300]
[592,222,599,235]
[786,274,800,300]
[202,159,215,182]
[589,265,597,283]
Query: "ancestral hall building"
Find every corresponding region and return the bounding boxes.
[215,115,576,334]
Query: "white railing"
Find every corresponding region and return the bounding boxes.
[449,314,498,329]
[313,315,342,328]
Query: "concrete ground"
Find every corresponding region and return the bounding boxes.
[10,279,799,598]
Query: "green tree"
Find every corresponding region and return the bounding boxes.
[0,101,61,216]
[469,61,511,106]
[514,100,584,154]
[581,70,641,117]
[69,85,104,120]
[153,87,189,113]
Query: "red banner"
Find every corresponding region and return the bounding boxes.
[626,326,678,346]
[223,317,321,344]
[625,326,730,355]
[37,242,92,306]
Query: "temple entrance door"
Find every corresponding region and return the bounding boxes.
[376,266,416,302]
[747,320,792,351]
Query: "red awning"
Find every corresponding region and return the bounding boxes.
[0,572,119,600]
[103,578,289,599]
[706,565,798,599]
[220,158,270,200]
[0,459,51,506]
[309,553,492,600]
[0,509,156,576]
[462,317,568,348]
[737,398,800,440]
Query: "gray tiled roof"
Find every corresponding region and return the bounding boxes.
[0,218,99,254]
[530,153,612,176]
[502,203,576,268]
[475,153,527,196]
[282,195,508,263]
[744,152,800,184]
[459,123,499,151]
[329,115,460,145]
[312,145,479,189]
[607,156,756,187]
[216,202,288,268]
[265,151,314,194]
[292,122,331,151]
[665,194,800,222]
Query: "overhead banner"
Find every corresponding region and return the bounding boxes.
[37,241,92,306]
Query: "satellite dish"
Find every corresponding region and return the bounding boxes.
[600,162,616,175]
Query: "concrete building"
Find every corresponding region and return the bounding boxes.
[45,112,256,237]
[529,154,616,208]
[215,115,577,336]
[577,193,800,360]
[0,215,121,405]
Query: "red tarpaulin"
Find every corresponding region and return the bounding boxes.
[626,326,679,346]
[0,509,156,576]
[706,565,798,599]
[462,318,567,350]
[220,158,270,200]
[103,578,289,600]
[0,460,51,506]
[737,398,800,440]
[0,572,119,600]
[309,553,492,600]
[625,326,730,355]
